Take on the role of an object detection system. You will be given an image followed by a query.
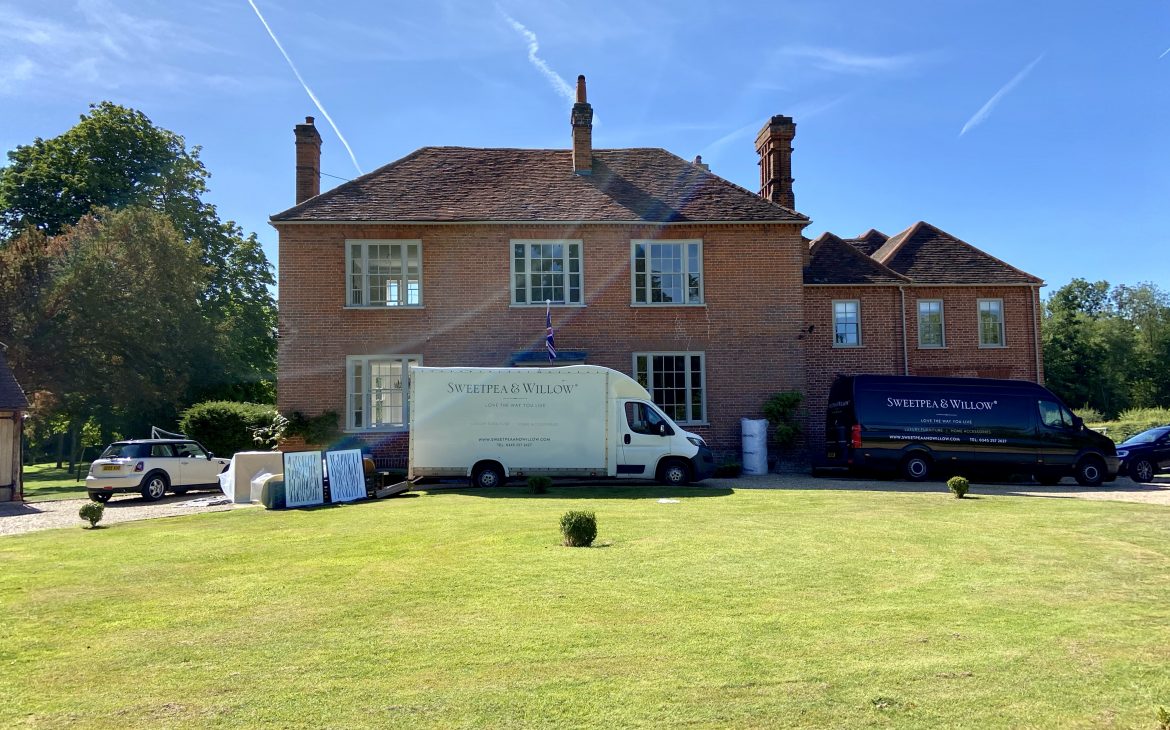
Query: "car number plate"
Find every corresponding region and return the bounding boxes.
[826,451,837,459]
[102,465,120,471]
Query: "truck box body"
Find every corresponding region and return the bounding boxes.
[824,374,1118,485]
[408,365,714,485]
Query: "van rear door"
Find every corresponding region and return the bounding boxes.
[824,377,854,465]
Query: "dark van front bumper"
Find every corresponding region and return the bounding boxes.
[691,446,716,481]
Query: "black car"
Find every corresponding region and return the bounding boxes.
[1116,426,1170,483]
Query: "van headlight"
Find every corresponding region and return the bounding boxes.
[687,436,706,448]
[1116,449,1128,458]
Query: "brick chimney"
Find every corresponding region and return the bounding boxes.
[571,75,593,175]
[294,116,322,204]
[755,115,796,209]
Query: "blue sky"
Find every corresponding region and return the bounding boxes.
[3,0,1169,296]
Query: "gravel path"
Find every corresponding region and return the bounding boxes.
[3,473,1167,537]
[0,492,258,537]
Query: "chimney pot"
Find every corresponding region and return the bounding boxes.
[305,116,314,124]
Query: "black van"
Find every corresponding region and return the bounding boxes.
[824,374,1118,485]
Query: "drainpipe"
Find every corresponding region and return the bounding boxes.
[899,286,909,375]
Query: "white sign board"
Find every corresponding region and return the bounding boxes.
[283,451,324,507]
[326,449,366,503]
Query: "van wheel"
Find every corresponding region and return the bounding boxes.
[1130,458,1155,484]
[471,463,504,489]
[901,454,931,482]
[1074,457,1105,487]
[658,459,692,486]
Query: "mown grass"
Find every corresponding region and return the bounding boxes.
[20,462,91,502]
[2,484,1169,728]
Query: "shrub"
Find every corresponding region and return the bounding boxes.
[714,460,742,478]
[947,475,970,499]
[251,412,289,450]
[763,391,803,447]
[179,401,278,458]
[560,510,597,547]
[79,502,104,528]
[1073,405,1104,424]
[527,476,552,494]
[284,410,342,447]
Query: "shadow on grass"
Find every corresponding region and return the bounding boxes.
[422,482,733,500]
[780,472,1170,501]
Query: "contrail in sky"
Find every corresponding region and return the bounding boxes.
[498,8,576,106]
[247,0,362,175]
[1160,46,1170,59]
[959,54,1044,137]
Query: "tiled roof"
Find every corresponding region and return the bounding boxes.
[0,350,29,409]
[844,228,888,256]
[874,222,1042,285]
[804,233,910,285]
[271,147,808,224]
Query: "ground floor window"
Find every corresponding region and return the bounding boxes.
[346,355,421,430]
[633,352,706,424]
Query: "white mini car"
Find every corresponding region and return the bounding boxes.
[86,439,229,503]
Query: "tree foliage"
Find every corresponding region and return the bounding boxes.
[0,102,276,453]
[1043,278,1170,418]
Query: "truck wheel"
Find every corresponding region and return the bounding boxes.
[471,463,504,489]
[1130,458,1155,484]
[901,454,931,482]
[88,491,112,503]
[658,459,692,486]
[1074,457,1105,487]
[141,472,169,501]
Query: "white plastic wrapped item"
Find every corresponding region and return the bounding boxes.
[741,418,769,475]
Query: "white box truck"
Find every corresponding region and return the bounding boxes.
[408,365,714,487]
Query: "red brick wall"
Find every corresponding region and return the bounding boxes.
[276,221,808,462]
[801,284,1043,459]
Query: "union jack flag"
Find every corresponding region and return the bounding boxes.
[545,301,557,362]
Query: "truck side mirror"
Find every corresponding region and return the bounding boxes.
[1071,416,1083,430]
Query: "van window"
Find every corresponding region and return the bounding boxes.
[625,402,669,435]
[1038,400,1074,429]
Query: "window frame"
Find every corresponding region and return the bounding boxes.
[630,239,705,307]
[509,239,585,307]
[832,299,862,348]
[917,299,945,349]
[978,298,1006,348]
[345,354,422,432]
[632,351,707,425]
[345,239,424,308]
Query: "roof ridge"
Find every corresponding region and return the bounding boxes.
[654,147,810,222]
[912,221,1043,284]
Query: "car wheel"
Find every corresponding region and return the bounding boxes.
[1130,459,1155,484]
[471,463,504,489]
[901,453,931,482]
[141,473,169,501]
[88,491,112,503]
[1034,473,1062,486]
[1074,457,1105,487]
[658,459,692,486]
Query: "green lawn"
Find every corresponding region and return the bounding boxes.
[20,462,91,502]
[2,484,1169,728]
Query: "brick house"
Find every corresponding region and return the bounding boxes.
[272,76,1043,468]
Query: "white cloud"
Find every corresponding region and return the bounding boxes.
[782,46,927,74]
[959,54,1045,137]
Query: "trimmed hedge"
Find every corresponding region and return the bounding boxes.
[179,401,279,458]
[1088,407,1170,445]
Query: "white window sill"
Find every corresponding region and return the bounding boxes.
[630,303,706,308]
[918,345,947,350]
[343,305,425,310]
[978,344,1007,349]
[510,303,586,308]
[832,344,864,349]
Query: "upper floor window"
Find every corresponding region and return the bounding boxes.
[632,240,703,305]
[347,240,422,307]
[918,299,945,348]
[634,352,706,424]
[346,355,420,430]
[978,299,1005,347]
[512,240,583,305]
[833,300,861,347]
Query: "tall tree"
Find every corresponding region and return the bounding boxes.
[0,102,276,413]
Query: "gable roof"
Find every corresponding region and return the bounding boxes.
[874,221,1042,285]
[804,232,910,285]
[843,228,888,256]
[0,349,29,410]
[271,147,808,224]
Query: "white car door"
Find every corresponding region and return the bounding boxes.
[177,442,223,487]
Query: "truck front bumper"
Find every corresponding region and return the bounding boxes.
[691,446,715,481]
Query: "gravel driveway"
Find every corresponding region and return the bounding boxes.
[0,492,258,537]
[3,473,1167,537]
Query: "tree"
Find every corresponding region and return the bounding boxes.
[0,102,276,415]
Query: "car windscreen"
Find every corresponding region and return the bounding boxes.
[1121,427,1170,446]
[100,443,150,459]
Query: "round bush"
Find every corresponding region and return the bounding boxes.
[79,502,105,528]
[179,401,279,458]
[947,475,970,499]
[527,476,552,494]
[559,510,597,547]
